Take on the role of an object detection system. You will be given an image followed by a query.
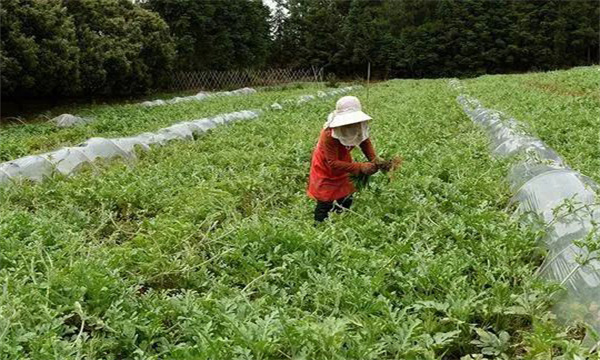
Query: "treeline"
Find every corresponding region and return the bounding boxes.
[0,0,270,98]
[147,0,271,71]
[272,0,600,78]
[1,0,598,99]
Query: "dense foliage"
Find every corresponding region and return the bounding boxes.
[1,71,595,358]
[0,0,174,98]
[145,0,272,71]
[64,0,175,96]
[0,0,80,97]
[271,0,600,78]
[1,0,598,98]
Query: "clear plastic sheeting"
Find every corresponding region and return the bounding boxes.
[139,87,257,107]
[508,162,566,193]
[448,78,465,91]
[194,92,209,100]
[285,86,362,109]
[259,86,360,112]
[157,124,195,142]
[455,88,600,345]
[223,87,256,96]
[540,216,600,290]
[0,168,10,184]
[512,170,597,223]
[111,137,152,154]
[140,99,166,107]
[76,138,133,162]
[0,86,361,188]
[0,110,261,186]
[0,155,54,182]
[51,114,93,128]
[42,148,93,175]
[297,95,315,104]
[541,205,600,335]
[190,119,217,132]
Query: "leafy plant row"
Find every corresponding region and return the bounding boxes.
[0,86,361,189]
[138,87,257,107]
[0,84,333,162]
[462,66,600,183]
[454,81,600,347]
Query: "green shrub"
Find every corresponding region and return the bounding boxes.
[0,0,175,98]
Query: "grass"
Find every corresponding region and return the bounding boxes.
[0,73,595,359]
[0,83,334,162]
[463,66,600,182]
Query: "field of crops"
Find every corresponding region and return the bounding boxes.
[0,84,328,162]
[463,66,600,183]
[1,69,598,358]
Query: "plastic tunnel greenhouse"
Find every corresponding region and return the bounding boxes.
[0,86,361,187]
[456,88,600,345]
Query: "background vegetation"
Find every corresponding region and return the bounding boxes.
[0,84,328,161]
[272,0,600,78]
[1,0,174,98]
[1,0,598,99]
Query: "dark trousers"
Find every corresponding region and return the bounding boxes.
[314,195,353,222]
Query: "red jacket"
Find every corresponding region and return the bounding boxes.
[307,128,376,202]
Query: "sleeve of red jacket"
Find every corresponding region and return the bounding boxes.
[323,132,364,175]
[359,138,377,161]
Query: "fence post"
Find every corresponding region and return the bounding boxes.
[311,66,320,84]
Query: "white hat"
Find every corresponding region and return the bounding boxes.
[325,96,372,128]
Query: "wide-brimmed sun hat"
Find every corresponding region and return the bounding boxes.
[326,96,372,128]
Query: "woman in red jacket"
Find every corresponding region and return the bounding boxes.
[308,96,379,222]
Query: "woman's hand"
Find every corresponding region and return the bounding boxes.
[374,156,403,172]
[360,162,378,175]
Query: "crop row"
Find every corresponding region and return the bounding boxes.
[454,81,599,346]
[139,87,257,107]
[462,66,600,182]
[45,88,261,129]
[0,83,332,162]
[0,86,361,188]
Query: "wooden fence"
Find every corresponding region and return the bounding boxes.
[169,68,322,91]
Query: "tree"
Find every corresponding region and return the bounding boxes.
[64,0,174,95]
[1,0,80,97]
[1,0,174,98]
[268,0,298,68]
[146,0,271,71]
